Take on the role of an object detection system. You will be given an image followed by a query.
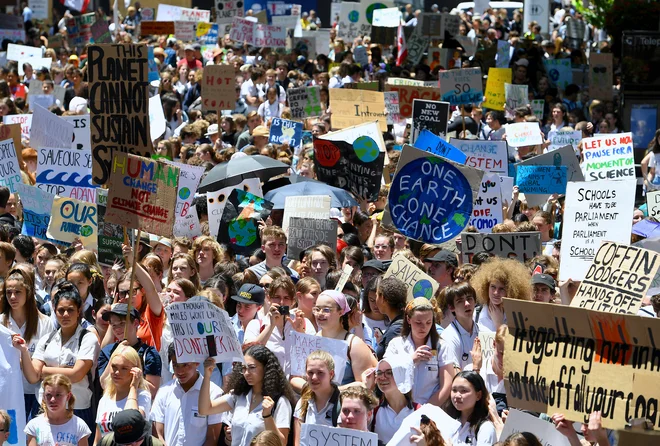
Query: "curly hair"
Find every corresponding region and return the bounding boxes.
[470,258,532,305]
[227,345,295,405]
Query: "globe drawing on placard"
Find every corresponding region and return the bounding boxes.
[348,10,359,22]
[228,218,258,247]
[365,3,388,24]
[413,279,434,299]
[354,136,379,163]
[179,187,191,200]
[80,225,93,237]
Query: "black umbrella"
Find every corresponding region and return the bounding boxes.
[198,155,290,193]
[261,173,318,195]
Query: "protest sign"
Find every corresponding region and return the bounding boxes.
[287,217,338,260]
[289,331,348,383]
[503,297,660,430]
[496,39,511,68]
[500,175,514,205]
[440,12,460,37]
[255,24,286,47]
[91,19,112,43]
[30,103,74,151]
[438,68,483,106]
[460,232,542,263]
[455,35,478,57]
[196,23,219,45]
[384,253,439,301]
[0,325,26,446]
[516,165,567,195]
[287,86,323,119]
[589,53,613,101]
[411,99,449,144]
[373,7,400,26]
[173,205,202,239]
[505,122,543,147]
[301,425,376,446]
[419,13,441,35]
[0,29,25,44]
[0,138,21,193]
[166,301,243,364]
[88,44,152,186]
[105,154,179,237]
[217,189,274,256]
[4,114,31,141]
[216,0,243,24]
[337,2,361,41]
[544,59,572,89]
[207,179,262,238]
[16,183,55,242]
[559,179,636,281]
[329,88,387,132]
[157,4,210,22]
[571,241,660,314]
[282,195,331,233]
[202,64,234,111]
[648,191,660,219]
[469,173,503,233]
[407,33,429,65]
[314,122,386,201]
[504,83,528,119]
[382,144,482,244]
[7,43,41,61]
[46,195,98,248]
[384,91,400,125]
[548,129,581,153]
[531,99,544,120]
[500,410,571,446]
[385,84,441,118]
[482,68,511,111]
[36,147,96,203]
[450,138,508,175]
[479,331,496,363]
[97,189,127,266]
[18,57,51,76]
[334,264,354,292]
[174,21,195,41]
[65,13,95,48]
[149,95,166,141]
[354,45,368,66]
[388,404,460,446]
[164,160,204,234]
[28,94,55,112]
[269,118,303,149]
[140,21,174,35]
[581,132,635,181]
[414,130,467,164]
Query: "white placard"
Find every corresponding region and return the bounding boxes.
[30,103,74,150]
[0,138,22,193]
[505,122,543,147]
[288,331,348,384]
[451,138,508,175]
[149,94,167,141]
[373,7,400,27]
[7,43,42,61]
[581,132,635,182]
[282,195,332,233]
[500,409,571,446]
[302,425,378,446]
[469,172,503,233]
[18,57,52,76]
[4,113,32,141]
[62,115,90,151]
[36,147,96,203]
[387,404,460,446]
[156,4,210,22]
[548,129,581,153]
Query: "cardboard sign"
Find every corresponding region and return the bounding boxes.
[500,410,571,446]
[36,147,96,203]
[166,301,244,364]
[504,83,528,119]
[163,160,204,234]
[313,122,386,201]
[438,68,483,106]
[329,88,387,132]
[548,129,581,153]
[382,144,482,244]
[30,104,74,152]
[140,21,175,35]
[411,99,449,144]
[289,331,348,383]
[496,40,511,68]
[269,118,303,149]
[287,217,338,262]
[216,0,243,24]
[105,154,179,237]
[202,64,234,111]
[581,132,635,181]
[157,4,210,22]
[4,114,31,142]
[503,297,660,430]
[217,189,274,256]
[282,195,331,233]
[516,165,567,195]
[388,404,460,446]
[91,19,112,43]
[300,424,377,446]
[0,138,21,193]
[385,84,441,118]
[469,172,503,233]
[482,68,511,111]
[407,33,429,65]
[505,122,543,147]
[16,183,55,242]
[571,241,660,314]
[559,179,636,281]
[47,195,98,248]
[383,253,439,301]
[460,232,542,264]
[589,53,613,101]
[647,191,660,219]
[414,130,467,164]
[531,99,544,120]
[88,44,152,186]
[450,138,508,175]
[207,179,262,238]
[173,206,202,239]
[288,86,323,119]
[97,189,127,266]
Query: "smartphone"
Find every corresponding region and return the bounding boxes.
[207,335,217,357]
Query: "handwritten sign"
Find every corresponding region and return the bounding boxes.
[548,129,581,153]
[202,64,234,111]
[385,84,441,118]
[531,99,544,120]
[438,68,483,106]
[516,165,567,195]
[288,86,323,119]
[46,195,97,248]
[647,191,660,219]
[504,83,528,119]
[282,195,331,233]
[496,40,511,68]
[156,4,210,22]
[384,253,439,302]
[217,189,273,256]
[166,301,243,364]
[384,91,400,125]
[505,122,543,147]
[97,189,126,266]
[581,132,635,181]
[450,138,508,175]
[559,180,636,281]
[461,232,542,264]
[207,179,262,238]
[0,138,21,192]
[372,7,400,26]
[287,217,338,260]
[414,130,467,164]
[7,43,41,61]
[329,88,387,132]
[229,18,285,47]
[3,114,31,141]
[589,53,613,101]
[482,68,511,111]
[216,0,243,23]
[269,118,303,149]
[174,21,195,41]
[36,147,96,203]
[16,183,55,242]
[544,58,572,89]
[288,331,348,383]
[469,173,503,233]
[411,99,449,144]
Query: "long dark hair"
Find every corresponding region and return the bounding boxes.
[650,129,660,154]
[227,345,295,405]
[52,281,83,314]
[1,267,39,342]
[445,371,491,438]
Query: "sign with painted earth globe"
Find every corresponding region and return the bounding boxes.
[413,279,434,299]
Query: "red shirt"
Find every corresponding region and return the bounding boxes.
[176,58,203,70]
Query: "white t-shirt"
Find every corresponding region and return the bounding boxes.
[240,79,259,113]
[25,414,91,445]
[226,390,293,446]
[32,325,100,410]
[474,307,504,334]
[96,389,152,437]
[1,313,54,394]
[451,419,497,446]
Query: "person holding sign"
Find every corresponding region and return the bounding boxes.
[293,351,340,445]
[446,371,498,445]
[199,345,295,446]
[385,298,454,406]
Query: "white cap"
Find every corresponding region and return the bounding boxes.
[379,354,414,394]
[68,96,88,114]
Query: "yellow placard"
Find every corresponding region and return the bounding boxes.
[482,68,511,111]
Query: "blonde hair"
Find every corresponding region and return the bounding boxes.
[0,409,10,431]
[299,351,336,421]
[103,345,149,397]
[250,431,283,446]
[41,374,75,419]
[69,249,103,273]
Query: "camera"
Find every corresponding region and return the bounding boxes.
[278,305,290,317]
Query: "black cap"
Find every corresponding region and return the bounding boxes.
[231,284,265,305]
[424,250,458,268]
[112,409,150,443]
[531,273,556,290]
[102,303,141,322]
[362,259,386,272]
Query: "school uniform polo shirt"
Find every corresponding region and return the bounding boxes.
[385,335,441,404]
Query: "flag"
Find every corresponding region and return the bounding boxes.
[61,0,90,13]
[396,24,408,66]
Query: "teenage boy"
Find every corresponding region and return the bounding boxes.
[440,284,483,371]
[531,273,556,303]
[423,250,457,289]
[248,226,299,280]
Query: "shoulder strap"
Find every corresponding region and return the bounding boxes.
[370,405,380,432]
[474,304,483,323]
[344,333,355,360]
[330,386,341,428]
[43,329,59,349]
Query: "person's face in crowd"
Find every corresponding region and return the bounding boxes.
[599,120,610,134]
[451,376,481,413]
[195,148,211,161]
[6,71,16,87]
[605,113,616,130]
[299,164,313,178]
[171,258,193,280]
[178,65,189,81]
[266,73,275,85]
[43,384,71,416]
[155,142,169,157]
[514,66,527,82]
[165,281,187,304]
[311,125,322,137]
[488,280,507,306]
[188,71,196,84]
[0,416,10,443]
[533,216,551,235]
[221,120,231,133]
[235,301,259,325]
[24,64,33,79]
[184,49,195,61]
[320,89,329,105]
[42,82,54,94]
[44,260,60,288]
[6,193,17,217]
[297,284,320,315]
[109,314,136,341]
[154,243,173,266]
[376,360,397,395]
[110,352,136,388]
[310,251,330,283]
[35,248,51,276]
[93,303,111,330]
[241,355,264,387]
[392,234,407,250]
[276,65,286,79]
[267,89,277,104]
[340,397,370,431]
[268,286,295,312]
[160,75,173,91]
[361,267,379,289]
[372,236,392,261]
[248,115,261,131]
[408,309,434,341]
[0,102,9,117]
[450,292,475,321]
[54,298,82,330]
[427,261,452,287]
[116,279,143,309]
[172,357,199,384]
[254,135,269,149]
[196,242,215,268]
[633,209,644,225]
[306,358,333,391]
[486,114,500,130]
[67,270,92,300]
[533,284,553,303]
[357,219,373,241]
[263,237,285,262]
[313,293,341,329]
[71,71,81,86]
[5,278,26,310]
[173,244,188,257]
[552,107,564,123]
[537,77,549,92]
